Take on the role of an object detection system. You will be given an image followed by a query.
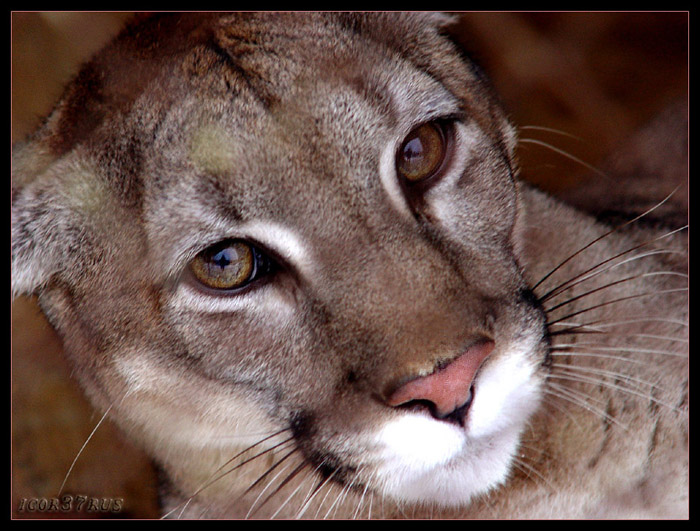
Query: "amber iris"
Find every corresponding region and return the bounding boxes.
[190,241,255,290]
[396,122,447,183]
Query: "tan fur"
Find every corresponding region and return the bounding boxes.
[12,13,687,519]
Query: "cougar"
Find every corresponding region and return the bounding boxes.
[11,13,688,519]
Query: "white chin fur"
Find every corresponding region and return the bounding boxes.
[375,420,523,506]
[372,342,542,507]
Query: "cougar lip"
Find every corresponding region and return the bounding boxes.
[386,339,496,427]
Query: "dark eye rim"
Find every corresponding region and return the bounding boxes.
[186,238,278,295]
[395,118,455,191]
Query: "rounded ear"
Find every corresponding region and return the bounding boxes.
[11,143,84,298]
[12,164,60,297]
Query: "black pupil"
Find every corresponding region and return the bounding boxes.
[211,249,232,270]
[403,136,424,162]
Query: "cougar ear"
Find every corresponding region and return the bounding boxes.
[11,141,84,298]
[12,146,57,297]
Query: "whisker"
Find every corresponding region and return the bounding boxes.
[334,480,357,519]
[545,379,610,408]
[297,468,339,519]
[541,247,686,304]
[518,137,609,178]
[353,482,371,520]
[323,481,350,519]
[326,470,361,519]
[550,363,667,393]
[313,471,342,519]
[544,271,687,314]
[518,125,584,141]
[197,499,218,519]
[510,456,556,492]
[543,383,625,429]
[538,390,587,429]
[292,472,323,520]
[549,350,651,365]
[551,343,687,357]
[243,446,298,497]
[161,432,294,519]
[532,188,681,292]
[267,462,314,519]
[212,428,292,476]
[58,402,116,496]
[546,288,687,327]
[547,317,688,337]
[540,235,687,304]
[548,328,606,337]
[546,371,678,412]
[549,317,688,329]
[245,458,296,519]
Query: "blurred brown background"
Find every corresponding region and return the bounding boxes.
[11,12,688,519]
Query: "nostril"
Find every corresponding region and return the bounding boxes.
[386,340,494,424]
[395,383,477,426]
[394,385,476,426]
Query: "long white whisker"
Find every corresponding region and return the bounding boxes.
[324,481,351,519]
[546,288,688,327]
[532,188,682,292]
[542,249,686,304]
[510,455,556,492]
[298,467,339,519]
[353,481,370,520]
[58,402,116,496]
[549,317,688,329]
[545,379,609,407]
[269,464,313,519]
[551,343,687,357]
[546,372,678,411]
[333,476,358,519]
[519,125,584,141]
[550,363,667,393]
[539,389,587,429]
[314,471,342,519]
[544,271,688,314]
[548,317,688,339]
[519,137,608,178]
[543,383,625,429]
[245,459,296,519]
[549,350,651,365]
[161,433,294,519]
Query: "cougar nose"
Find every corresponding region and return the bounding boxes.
[386,340,495,423]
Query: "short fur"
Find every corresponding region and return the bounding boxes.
[12,13,687,518]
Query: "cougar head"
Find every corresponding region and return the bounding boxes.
[12,13,549,508]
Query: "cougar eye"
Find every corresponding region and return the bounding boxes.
[396,121,448,183]
[189,240,270,291]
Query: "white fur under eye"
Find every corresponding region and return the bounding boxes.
[379,119,482,220]
[170,220,312,314]
[241,221,313,276]
[172,282,294,317]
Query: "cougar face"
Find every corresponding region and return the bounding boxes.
[12,13,687,518]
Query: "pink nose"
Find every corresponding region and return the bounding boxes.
[386,340,495,420]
